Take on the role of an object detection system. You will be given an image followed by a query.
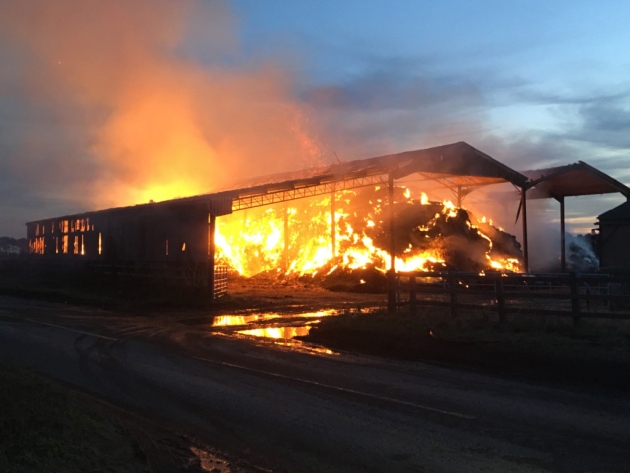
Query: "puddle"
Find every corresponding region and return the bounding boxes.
[210,309,339,354]
[236,325,337,355]
[238,326,312,339]
[212,313,280,326]
[211,309,337,327]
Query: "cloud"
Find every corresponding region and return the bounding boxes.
[300,63,491,160]
[570,97,630,149]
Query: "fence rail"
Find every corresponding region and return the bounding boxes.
[396,271,630,323]
[213,265,229,298]
[79,260,229,300]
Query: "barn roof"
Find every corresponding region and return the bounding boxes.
[522,161,630,200]
[210,141,528,211]
[230,141,527,190]
[598,201,630,221]
[28,141,528,224]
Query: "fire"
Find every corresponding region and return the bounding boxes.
[215,186,523,277]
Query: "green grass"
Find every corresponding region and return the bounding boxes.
[0,360,148,473]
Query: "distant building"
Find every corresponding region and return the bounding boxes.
[597,201,630,270]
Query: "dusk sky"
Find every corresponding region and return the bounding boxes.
[1,0,629,239]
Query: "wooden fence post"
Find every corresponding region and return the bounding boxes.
[495,276,507,327]
[570,272,581,327]
[448,272,458,318]
[388,270,397,314]
[409,274,417,314]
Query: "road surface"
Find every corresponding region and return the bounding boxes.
[1,296,629,472]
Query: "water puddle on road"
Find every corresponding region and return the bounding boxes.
[238,326,312,339]
[212,313,280,326]
[211,309,337,329]
[210,309,339,354]
[236,324,336,355]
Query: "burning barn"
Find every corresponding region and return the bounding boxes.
[25,141,628,299]
[26,142,529,297]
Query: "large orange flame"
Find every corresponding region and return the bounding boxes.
[215,186,522,277]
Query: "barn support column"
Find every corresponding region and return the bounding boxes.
[521,188,529,273]
[283,205,289,272]
[559,196,566,272]
[457,186,463,208]
[331,186,336,263]
[388,172,397,313]
[208,214,216,300]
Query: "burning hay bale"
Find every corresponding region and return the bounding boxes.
[215,185,523,288]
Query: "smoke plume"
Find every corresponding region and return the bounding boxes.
[0,0,325,231]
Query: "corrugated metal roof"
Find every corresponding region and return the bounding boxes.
[523,161,630,199]
[223,141,527,190]
[27,141,528,224]
[215,141,527,206]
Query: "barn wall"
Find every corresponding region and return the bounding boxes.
[599,221,630,269]
[27,202,210,266]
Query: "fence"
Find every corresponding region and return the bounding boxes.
[396,271,630,324]
[61,259,228,300]
[213,265,229,299]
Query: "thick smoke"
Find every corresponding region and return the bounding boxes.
[566,232,599,272]
[0,0,326,234]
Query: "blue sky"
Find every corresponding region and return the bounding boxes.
[1,0,629,239]
[230,1,630,162]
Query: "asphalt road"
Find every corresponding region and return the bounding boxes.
[1,296,629,472]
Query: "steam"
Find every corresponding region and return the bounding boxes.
[0,0,325,215]
[566,232,599,272]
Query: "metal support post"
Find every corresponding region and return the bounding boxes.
[208,214,216,300]
[331,186,336,263]
[560,196,566,272]
[388,173,397,313]
[521,188,529,273]
[284,205,289,272]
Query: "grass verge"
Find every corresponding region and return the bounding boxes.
[303,308,630,392]
[0,359,148,473]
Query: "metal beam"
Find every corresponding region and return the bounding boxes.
[284,205,289,272]
[522,188,529,273]
[388,172,397,313]
[232,175,388,211]
[208,214,216,300]
[560,196,566,272]
[331,185,336,262]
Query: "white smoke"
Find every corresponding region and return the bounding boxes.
[566,232,599,273]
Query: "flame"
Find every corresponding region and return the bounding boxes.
[442,199,458,219]
[215,186,522,277]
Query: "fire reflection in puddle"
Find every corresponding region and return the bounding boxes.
[237,325,336,355]
[238,326,311,339]
[211,309,337,327]
[211,309,339,354]
[212,314,279,326]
